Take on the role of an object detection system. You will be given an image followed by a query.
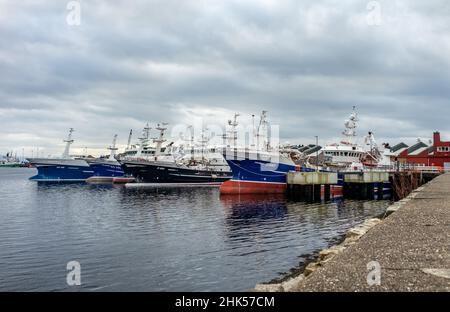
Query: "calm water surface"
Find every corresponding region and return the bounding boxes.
[0,168,390,291]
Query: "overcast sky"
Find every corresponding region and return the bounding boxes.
[1,0,450,157]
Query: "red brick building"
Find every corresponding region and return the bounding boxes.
[396,132,450,167]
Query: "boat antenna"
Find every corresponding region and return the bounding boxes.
[137,123,152,157]
[226,113,240,147]
[200,127,209,163]
[187,125,195,161]
[252,114,255,148]
[257,111,269,151]
[341,107,358,145]
[62,128,74,159]
[153,123,168,156]
[108,134,119,160]
[126,129,133,150]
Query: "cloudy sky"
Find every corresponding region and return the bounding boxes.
[1,0,450,157]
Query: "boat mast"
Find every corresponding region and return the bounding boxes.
[108,134,119,160]
[341,106,358,146]
[186,125,195,162]
[256,111,269,152]
[126,129,133,151]
[137,123,151,157]
[365,131,381,160]
[251,114,255,149]
[199,127,209,164]
[62,128,74,159]
[227,113,240,147]
[153,123,168,156]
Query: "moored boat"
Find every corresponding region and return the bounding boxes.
[28,129,94,182]
[220,111,317,194]
[119,123,232,184]
[86,134,124,178]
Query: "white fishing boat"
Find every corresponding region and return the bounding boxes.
[321,107,366,170]
[118,122,232,183]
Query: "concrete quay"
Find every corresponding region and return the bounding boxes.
[257,173,450,292]
[296,173,450,292]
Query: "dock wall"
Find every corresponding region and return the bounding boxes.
[255,173,450,292]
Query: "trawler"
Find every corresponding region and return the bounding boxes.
[85,134,124,178]
[119,123,231,184]
[316,107,391,196]
[320,107,366,170]
[220,111,316,194]
[28,129,94,182]
[318,107,393,170]
[0,152,23,168]
[220,109,390,198]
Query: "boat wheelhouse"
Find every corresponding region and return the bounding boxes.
[321,107,365,170]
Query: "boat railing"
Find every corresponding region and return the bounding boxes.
[344,164,445,174]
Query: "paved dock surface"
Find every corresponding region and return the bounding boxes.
[295,173,450,292]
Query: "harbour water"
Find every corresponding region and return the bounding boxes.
[0,168,391,292]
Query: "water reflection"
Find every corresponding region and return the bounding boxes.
[0,169,391,291]
[221,194,288,221]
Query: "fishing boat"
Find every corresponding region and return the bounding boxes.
[316,107,391,197]
[320,107,366,170]
[220,109,390,199]
[86,135,124,178]
[28,129,94,182]
[0,152,22,168]
[220,111,317,194]
[119,123,232,184]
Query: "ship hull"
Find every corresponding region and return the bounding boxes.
[28,158,94,182]
[220,180,287,194]
[220,155,391,198]
[120,160,232,183]
[220,154,314,194]
[86,159,124,177]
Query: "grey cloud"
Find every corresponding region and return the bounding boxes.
[1,0,450,156]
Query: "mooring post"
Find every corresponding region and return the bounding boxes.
[304,185,313,202]
[367,183,375,200]
[298,185,304,201]
[359,183,367,200]
[324,184,331,201]
[314,184,321,202]
[377,182,384,200]
[294,185,300,201]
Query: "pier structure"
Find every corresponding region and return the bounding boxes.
[255,172,450,292]
[286,171,338,202]
[287,168,443,202]
[291,173,450,292]
[342,171,389,200]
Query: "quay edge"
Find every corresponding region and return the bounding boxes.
[255,173,450,292]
